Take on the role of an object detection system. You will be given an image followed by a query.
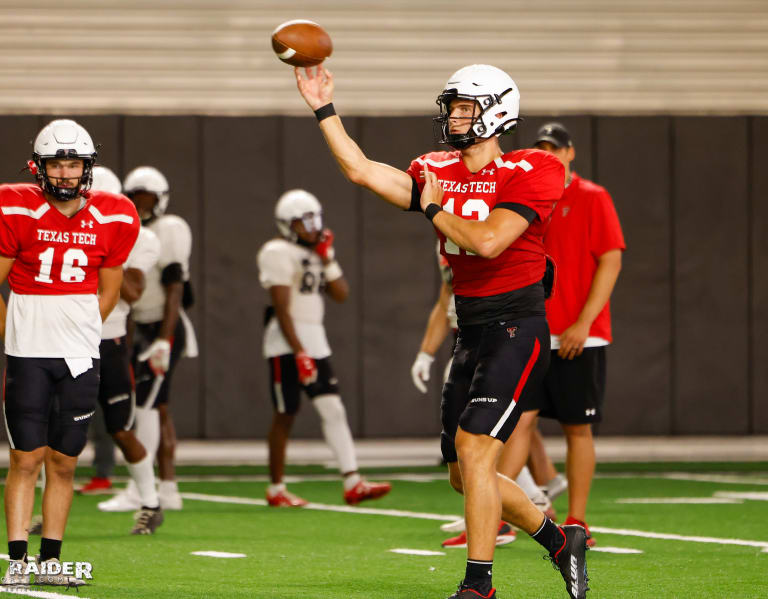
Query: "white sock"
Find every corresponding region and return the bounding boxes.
[267,483,286,496]
[158,480,178,495]
[134,407,160,458]
[127,453,159,509]
[312,394,358,475]
[343,473,361,491]
[515,466,549,505]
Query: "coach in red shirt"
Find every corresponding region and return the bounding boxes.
[531,122,625,547]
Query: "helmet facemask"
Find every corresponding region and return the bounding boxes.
[33,150,95,202]
[277,211,323,246]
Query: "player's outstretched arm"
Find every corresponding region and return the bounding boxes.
[295,66,412,209]
[422,165,529,259]
[98,265,124,321]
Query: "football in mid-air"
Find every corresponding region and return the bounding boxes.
[271,20,333,67]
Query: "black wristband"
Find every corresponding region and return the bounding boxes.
[314,103,336,122]
[424,203,443,221]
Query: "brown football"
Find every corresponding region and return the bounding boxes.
[271,20,332,67]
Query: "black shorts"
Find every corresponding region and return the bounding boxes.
[98,337,136,434]
[441,316,550,463]
[133,319,186,408]
[267,355,339,415]
[531,347,607,424]
[3,356,100,456]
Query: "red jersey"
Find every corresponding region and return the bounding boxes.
[407,148,564,298]
[0,184,139,295]
[544,173,625,342]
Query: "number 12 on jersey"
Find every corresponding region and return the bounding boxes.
[442,197,490,256]
[35,247,88,284]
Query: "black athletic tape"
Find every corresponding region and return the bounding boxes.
[182,280,195,309]
[407,178,422,212]
[314,103,336,122]
[494,202,537,223]
[161,262,183,286]
[425,203,443,221]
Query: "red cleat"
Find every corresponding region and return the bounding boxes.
[442,521,516,548]
[77,477,112,495]
[564,516,596,548]
[266,489,308,507]
[343,480,391,505]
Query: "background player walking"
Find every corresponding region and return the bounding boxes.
[257,189,391,507]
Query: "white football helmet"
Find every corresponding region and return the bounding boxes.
[275,189,323,241]
[434,64,521,149]
[123,166,170,218]
[90,166,122,195]
[31,119,98,201]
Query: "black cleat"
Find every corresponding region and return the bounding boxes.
[547,524,589,599]
[447,582,497,598]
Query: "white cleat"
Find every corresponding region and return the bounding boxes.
[2,558,30,586]
[158,481,183,511]
[98,480,141,512]
[440,518,466,533]
[545,474,569,502]
[35,558,86,588]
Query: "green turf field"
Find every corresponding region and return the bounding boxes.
[1,463,767,598]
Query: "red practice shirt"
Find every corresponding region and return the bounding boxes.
[0,183,139,294]
[544,173,625,342]
[407,148,564,298]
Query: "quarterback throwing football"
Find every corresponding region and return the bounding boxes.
[295,64,589,599]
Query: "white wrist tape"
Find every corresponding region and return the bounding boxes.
[324,260,343,282]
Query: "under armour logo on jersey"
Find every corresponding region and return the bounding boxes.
[506,327,518,338]
[562,206,570,217]
[585,408,597,416]
[481,168,494,176]
[80,219,94,229]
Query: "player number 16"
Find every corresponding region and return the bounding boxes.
[35,247,88,284]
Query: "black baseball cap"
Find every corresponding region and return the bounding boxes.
[534,122,572,148]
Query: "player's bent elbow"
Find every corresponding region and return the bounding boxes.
[475,237,503,260]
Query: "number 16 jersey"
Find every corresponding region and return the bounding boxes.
[0,183,140,359]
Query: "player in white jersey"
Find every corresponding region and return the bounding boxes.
[98,166,197,513]
[65,166,162,535]
[257,189,391,507]
[0,120,139,587]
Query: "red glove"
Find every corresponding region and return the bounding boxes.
[295,351,318,386]
[314,229,335,261]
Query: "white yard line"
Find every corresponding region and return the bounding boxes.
[714,491,768,501]
[615,497,743,504]
[0,587,91,599]
[590,526,768,552]
[180,491,768,552]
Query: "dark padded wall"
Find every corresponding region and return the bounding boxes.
[357,117,443,437]
[200,117,280,439]
[751,117,768,433]
[123,116,204,437]
[672,118,749,433]
[595,117,673,434]
[0,114,763,438]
